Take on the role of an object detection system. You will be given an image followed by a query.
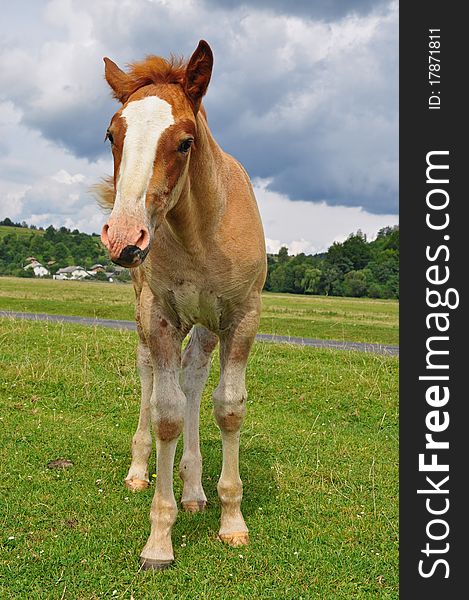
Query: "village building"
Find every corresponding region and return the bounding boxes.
[23,260,50,277]
[53,266,90,280]
[88,264,106,275]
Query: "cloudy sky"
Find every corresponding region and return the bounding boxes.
[0,0,398,255]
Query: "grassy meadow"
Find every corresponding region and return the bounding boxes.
[0,316,398,599]
[0,225,45,240]
[0,277,398,345]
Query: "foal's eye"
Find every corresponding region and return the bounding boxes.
[105,130,114,145]
[178,138,193,154]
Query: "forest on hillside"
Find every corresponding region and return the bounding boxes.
[265,226,399,298]
[0,218,399,298]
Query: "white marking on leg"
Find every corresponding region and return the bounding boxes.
[213,361,249,541]
[126,342,153,488]
[140,437,179,563]
[140,368,185,564]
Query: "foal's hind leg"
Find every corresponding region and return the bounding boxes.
[179,325,218,512]
[125,340,153,491]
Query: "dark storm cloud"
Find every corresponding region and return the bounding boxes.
[0,0,398,215]
[21,97,117,161]
[202,0,390,20]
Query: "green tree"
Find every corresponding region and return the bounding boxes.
[94,271,109,282]
[44,225,57,242]
[319,265,342,296]
[54,242,71,262]
[301,268,322,294]
[342,232,372,270]
[326,243,353,275]
[278,246,289,264]
[270,264,288,292]
[29,235,47,259]
[342,269,369,297]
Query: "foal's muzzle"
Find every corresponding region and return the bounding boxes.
[100,221,150,268]
[113,244,150,268]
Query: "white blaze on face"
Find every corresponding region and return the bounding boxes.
[115,96,174,219]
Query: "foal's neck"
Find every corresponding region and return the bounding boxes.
[165,112,225,253]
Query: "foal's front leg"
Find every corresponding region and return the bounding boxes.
[139,317,186,570]
[179,325,218,512]
[125,340,153,491]
[125,280,153,491]
[213,299,260,547]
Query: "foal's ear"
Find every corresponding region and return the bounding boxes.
[184,40,213,114]
[103,57,130,104]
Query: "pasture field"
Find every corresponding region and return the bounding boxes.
[0,226,45,240]
[0,277,399,345]
[0,317,398,599]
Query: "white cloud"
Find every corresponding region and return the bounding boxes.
[0,0,398,250]
[0,0,397,213]
[0,100,111,234]
[254,179,398,255]
[51,170,86,185]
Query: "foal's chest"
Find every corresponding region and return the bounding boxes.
[160,281,224,332]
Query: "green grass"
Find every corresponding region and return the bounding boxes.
[0,226,44,239]
[261,293,398,345]
[0,277,399,345]
[0,317,398,599]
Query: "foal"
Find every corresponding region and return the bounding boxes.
[97,41,266,569]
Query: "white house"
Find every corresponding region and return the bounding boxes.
[24,260,50,277]
[88,264,105,275]
[53,266,90,280]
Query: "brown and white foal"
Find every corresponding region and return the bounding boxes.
[96,41,266,569]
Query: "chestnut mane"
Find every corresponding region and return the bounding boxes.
[92,176,115,213]
[110,55,187,102]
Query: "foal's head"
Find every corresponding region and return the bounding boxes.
[100,41,213,267]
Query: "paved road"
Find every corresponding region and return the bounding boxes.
[0,310,399,356]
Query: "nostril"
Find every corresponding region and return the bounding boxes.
[101,223,110,248]
[136,227,149,250]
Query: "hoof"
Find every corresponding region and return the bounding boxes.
[181,500,206,513]
[125,478,150,492]
[140,557,173,571]
[218,531,249,547]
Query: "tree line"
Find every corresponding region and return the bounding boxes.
[0,219,398,298]
[265,226,399,298]
[0,221,110,277]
